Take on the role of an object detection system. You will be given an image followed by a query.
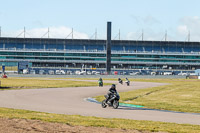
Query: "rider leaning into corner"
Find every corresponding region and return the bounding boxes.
[125,77,130,82]
[126,77,128,80]
[105,84,117,104]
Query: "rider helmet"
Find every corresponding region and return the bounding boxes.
[111,84,116,89]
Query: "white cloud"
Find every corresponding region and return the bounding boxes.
[143,15,161,25]
[126,29,171,41]
[2,26,89,39]
[130,15,161,26]
[176,16,200,41]
[126,31,141,40]
[177,25,188,36]
[127,16,200,42]
[3,16,200,42]
[128,15,169,41]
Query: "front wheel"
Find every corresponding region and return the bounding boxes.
[113,100,119,109]
[101,100,107,108]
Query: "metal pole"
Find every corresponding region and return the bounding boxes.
[24,27,25,38]
[0,26,1,37]
[106,22,112,74]
[142,29,144,41]
[48,27,49,38]
[24,27,26,50]
[188,30,190,42]
[95,28,97,40]
[119,29,120,40]
[165,30,167,41]
[72,28,73,39]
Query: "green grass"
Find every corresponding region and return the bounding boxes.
[95,79,200,113]
[0,78,200,132]
[3,66,18,71]
[0,78,111,90]
[0,107,200,133]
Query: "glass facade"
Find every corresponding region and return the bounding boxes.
[1,37,200,70]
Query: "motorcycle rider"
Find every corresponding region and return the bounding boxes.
[125,77,130,85]
[118,78,123,84]
[126,77,130,82]
[105,84,117,104]
[98,78,103,87]
[99,77,102,80]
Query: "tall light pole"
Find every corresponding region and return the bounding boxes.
[106,22,112,74]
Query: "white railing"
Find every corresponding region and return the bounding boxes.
[0,48,200,55]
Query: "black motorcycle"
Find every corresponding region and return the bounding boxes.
[119,79,123,84]
[125,80,130,86]
[101,92,120,109]
[118,78,123,85]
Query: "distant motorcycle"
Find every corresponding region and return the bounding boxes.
[101,92,120,109]
[99,81,103,87]
[118,79,123,85]
[125,80,130,86]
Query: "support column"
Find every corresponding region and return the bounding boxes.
[106,22,112,74]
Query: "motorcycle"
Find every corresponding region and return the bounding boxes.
[99,81,103,87]
[119,79,123,85]
[125,80,130,86]
[101,92,120,109]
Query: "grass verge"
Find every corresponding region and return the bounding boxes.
[0,107,200,133]
[0,78,111,90]
[95,79,200,113]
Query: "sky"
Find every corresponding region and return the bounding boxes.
[0,0,200,41]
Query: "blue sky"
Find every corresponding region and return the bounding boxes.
[0,0,200,41]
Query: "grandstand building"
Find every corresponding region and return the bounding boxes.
[0,37,200,73]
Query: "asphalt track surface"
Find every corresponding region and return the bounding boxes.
[0,80,200,125]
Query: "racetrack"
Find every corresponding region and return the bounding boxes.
[0,80,200,125]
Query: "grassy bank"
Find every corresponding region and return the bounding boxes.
[95,79,200,113]
[0,78,200,132]
[0,107,200,133]
[0,78,111,90]
[3,66,18,71]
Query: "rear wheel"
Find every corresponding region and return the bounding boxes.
[101,100,107,108]
[113,100,119,109]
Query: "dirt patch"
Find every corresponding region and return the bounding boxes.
[0,118,163,133]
